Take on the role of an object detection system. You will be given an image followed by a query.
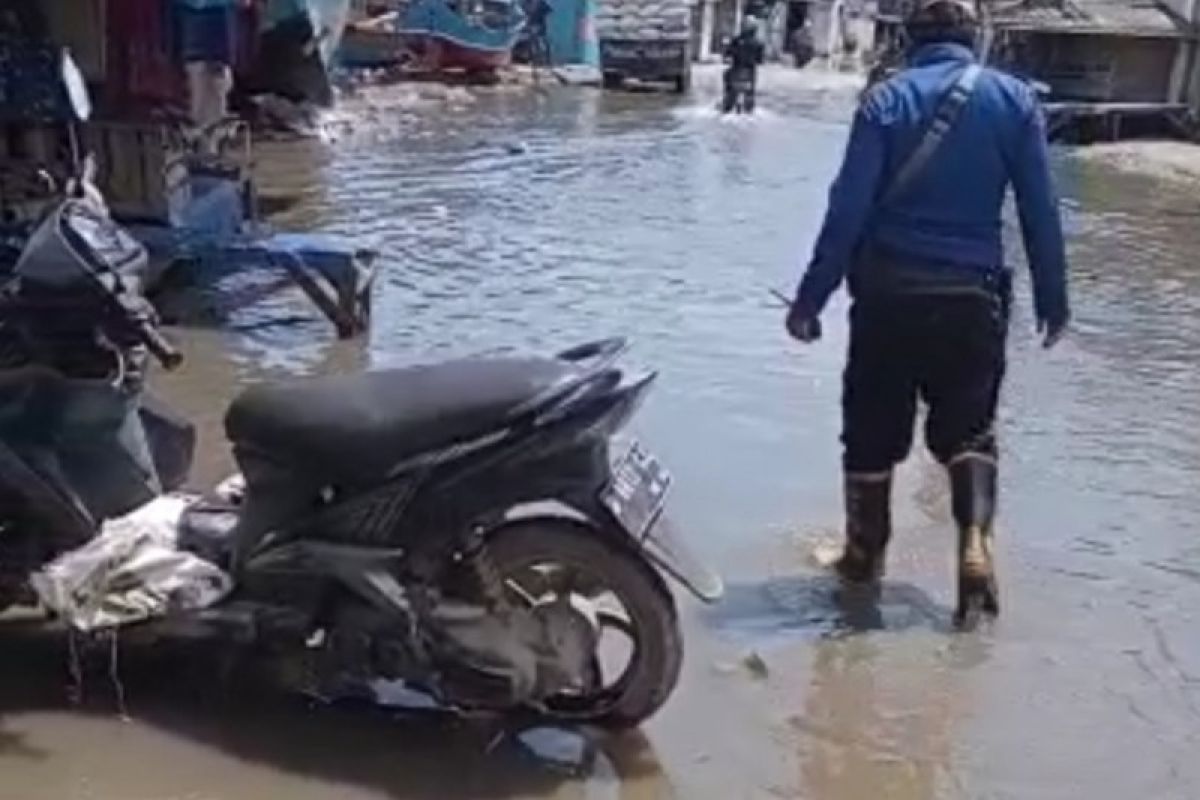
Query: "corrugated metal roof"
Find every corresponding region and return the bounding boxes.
[989,0,1185,36]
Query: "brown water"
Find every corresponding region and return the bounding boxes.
[4,65,1200,799]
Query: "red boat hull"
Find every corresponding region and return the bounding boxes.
[409,34,514,71]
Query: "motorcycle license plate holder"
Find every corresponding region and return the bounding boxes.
[601,442,671,540]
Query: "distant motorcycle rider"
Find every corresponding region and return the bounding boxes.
[723,18,765,104]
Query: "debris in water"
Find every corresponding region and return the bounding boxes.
[514,725,597,774]
[369,680,440,710]
[505,141,529,155]
[742,650,770,680]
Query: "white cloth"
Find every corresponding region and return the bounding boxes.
[30,495,233,633]
[186,61,234,131]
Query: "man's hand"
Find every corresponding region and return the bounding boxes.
[786,305,822,343]
[1039,317,1068,350]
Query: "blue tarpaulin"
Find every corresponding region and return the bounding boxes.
[544,0,599,66]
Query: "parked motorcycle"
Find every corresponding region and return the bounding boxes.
[722,67,757,115]
[0,52,722,728]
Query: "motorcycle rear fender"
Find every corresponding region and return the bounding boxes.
[504,504,724,603]
[640,514,724,603]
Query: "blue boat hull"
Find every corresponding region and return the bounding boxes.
[399,0,523,71]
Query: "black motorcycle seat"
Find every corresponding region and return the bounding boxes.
[225,357,575,480]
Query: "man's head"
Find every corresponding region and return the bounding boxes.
[740,17,760,38]
[904,0,978,48]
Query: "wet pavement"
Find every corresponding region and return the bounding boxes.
[4,65,1200,798]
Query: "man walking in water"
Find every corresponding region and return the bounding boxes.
[785,0,1069,627]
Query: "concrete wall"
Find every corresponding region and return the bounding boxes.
[697,0,735,56]
[1117,0,1199,110]
[1110,37,1182,101]
[690,0,717,58]
[1009,32,1180,103]
[803,0,872,58]
[807,0,836,55]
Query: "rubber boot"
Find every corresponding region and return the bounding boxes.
[950,454,1000,629]
[835,472,893,585]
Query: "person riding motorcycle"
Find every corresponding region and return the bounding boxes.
[723,19,765,109]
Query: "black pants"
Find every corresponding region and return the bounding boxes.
[842,283,1010,474]
[723,66,757,90]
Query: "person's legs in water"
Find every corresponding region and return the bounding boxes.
[948,452,999,624]
[921,283,1009,628]
[838,299,920,584]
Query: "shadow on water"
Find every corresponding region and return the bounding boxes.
[703,573,955,640]
[0,618,672,799]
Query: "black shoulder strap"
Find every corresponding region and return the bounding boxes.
[881,63,982,206]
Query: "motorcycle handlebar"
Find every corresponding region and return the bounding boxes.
[136,317,183,371]
[96,277,183,372]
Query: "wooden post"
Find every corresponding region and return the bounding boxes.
[1168,36,1192,103]
[271,248,378,339]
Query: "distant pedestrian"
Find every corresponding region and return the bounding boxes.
[790,19,814,68]
[523,0,554,67]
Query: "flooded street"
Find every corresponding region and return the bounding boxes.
[5,65,1200,798]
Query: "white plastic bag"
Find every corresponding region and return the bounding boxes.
[30,495,233,633]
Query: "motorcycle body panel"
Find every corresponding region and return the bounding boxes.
[722,67,757,114]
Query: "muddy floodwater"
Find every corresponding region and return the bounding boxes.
[4,66,1200,799]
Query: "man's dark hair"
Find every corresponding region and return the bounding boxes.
[904,0,978,48]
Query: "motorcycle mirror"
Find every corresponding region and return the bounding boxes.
[60,49,92,122]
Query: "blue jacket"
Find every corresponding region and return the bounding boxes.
[795,43,1069,326]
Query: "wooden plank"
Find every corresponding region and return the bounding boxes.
[87,122,181,223]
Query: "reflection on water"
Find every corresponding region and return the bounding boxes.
[4,65,1200,798]
[795,634,971,800]
[0,622,674,800]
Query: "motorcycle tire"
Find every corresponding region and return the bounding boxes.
[484,519,683,729]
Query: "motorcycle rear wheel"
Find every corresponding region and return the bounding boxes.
[485,519,683,729]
